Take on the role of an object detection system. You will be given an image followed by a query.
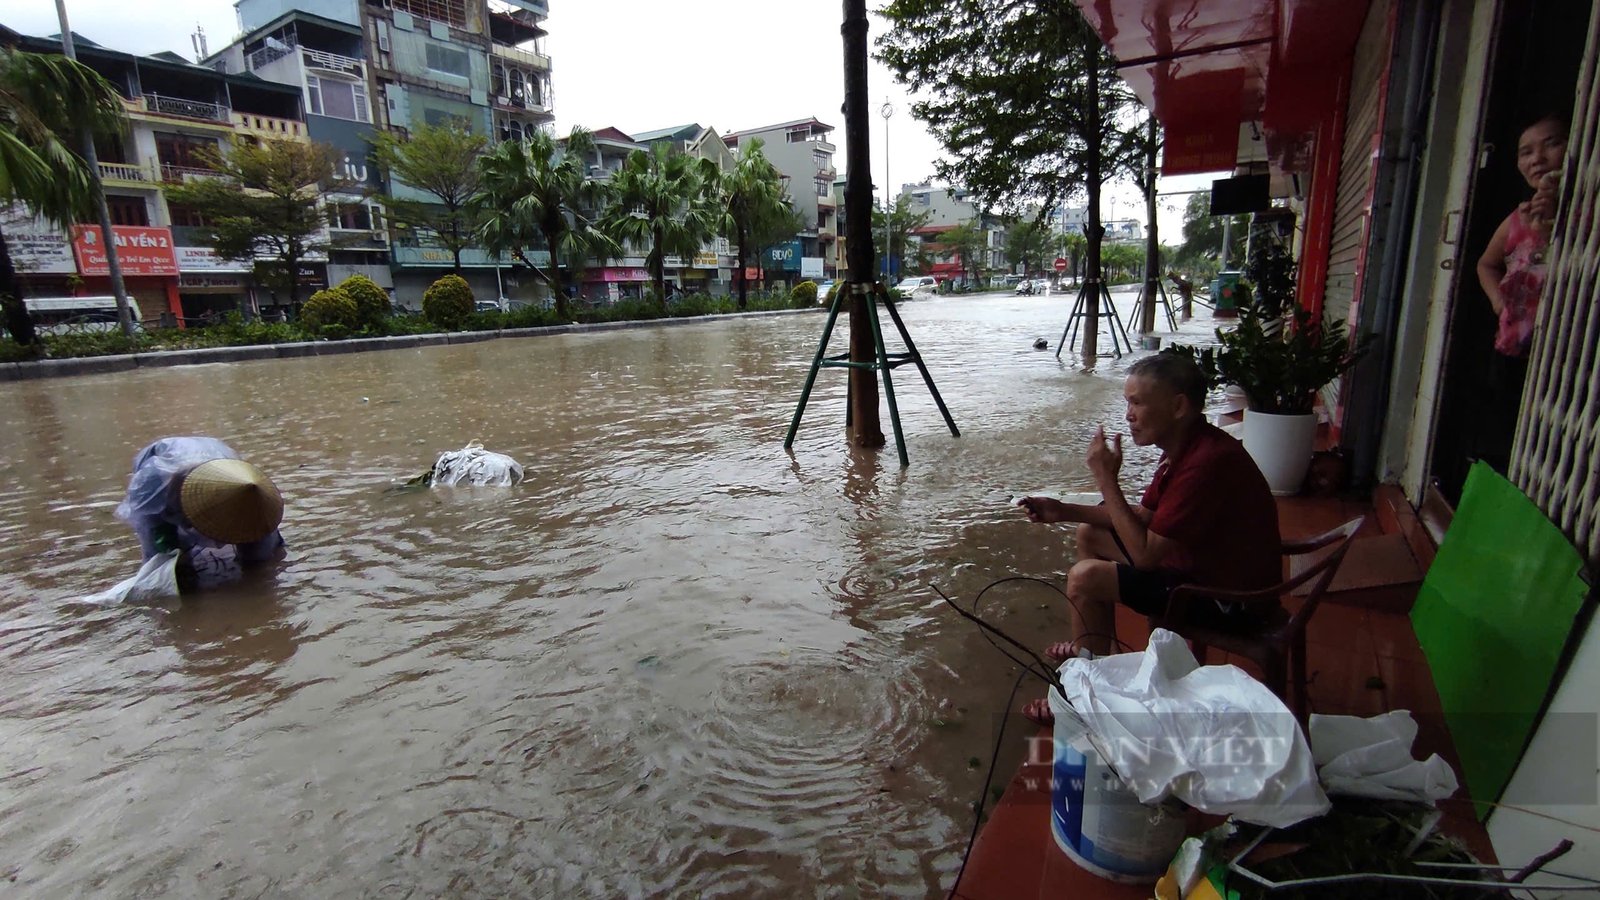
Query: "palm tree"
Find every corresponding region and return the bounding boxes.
[717,140,789,310]
[474,127,616,321]
[602,142,721,310]
[1,48,126,345]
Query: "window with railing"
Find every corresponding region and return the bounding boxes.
[329,203,375,231]
[144,93,230,122]
[155,132,221,180]
[393,0,466,29]
[814,178,831,198]
[813,149,831,171]
[306,75,370,123]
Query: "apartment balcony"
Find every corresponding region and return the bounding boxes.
[808,139,837,153]
[302,47,365,77]
[97,161,157,186]
[233,112,308,141]
[138,93,232,124]
[491,43,551,71]
[157,163,224,184]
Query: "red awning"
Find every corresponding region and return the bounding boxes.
[1072,0,1370,175]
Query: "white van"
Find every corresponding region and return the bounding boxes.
[893,276,938,298]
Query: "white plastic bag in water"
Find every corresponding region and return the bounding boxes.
[79,550,181,606]
[1051,628,1330,828]
[429,441,524,487]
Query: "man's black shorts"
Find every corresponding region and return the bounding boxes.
[1109,531,1260,630]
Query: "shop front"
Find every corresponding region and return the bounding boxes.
[175,246,252,322]
[581,266,652,302]
[70,225,180,325]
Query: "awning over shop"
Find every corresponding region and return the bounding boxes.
[1073,0,1370,175]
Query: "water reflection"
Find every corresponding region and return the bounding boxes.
[0,292,1207,896]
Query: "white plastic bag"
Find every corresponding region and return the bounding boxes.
[429,441,524,487]
[79,551,181,606]
[1051,628,1330,828]
[1309,710,1459,803]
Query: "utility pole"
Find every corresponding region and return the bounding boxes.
[842,0,884,447]
[1140,117,1160,335]
[55,0,135,338]
[1081,32,1102,367]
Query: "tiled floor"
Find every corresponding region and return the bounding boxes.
[951,494,1495,900]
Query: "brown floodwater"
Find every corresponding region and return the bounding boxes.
[0,290,1178,898]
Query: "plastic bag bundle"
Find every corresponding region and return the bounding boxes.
[1051,628,1330,828]
[1309,710,1459,803]
[78,551,181,606]
[429,441,524,487]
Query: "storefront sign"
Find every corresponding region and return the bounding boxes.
[743,267,762,281]
[692,251,718,268]
[800,257,824,278]
[663,255,684,268]
[2,206,76,274]
[766,241,801,271]
[71,225,178,277]
[599,267,650,282]
[297,262,328,290]
[179,273,246,292]
[176,246,251,273]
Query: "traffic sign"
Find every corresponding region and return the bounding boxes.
[1053,257,1068,272]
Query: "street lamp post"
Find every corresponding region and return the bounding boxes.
[880,99,893,282]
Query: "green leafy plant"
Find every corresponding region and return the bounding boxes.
[337,275,390,330]
[1244,238,1295,320]
[1171,303,1368,416]
[299,288,359,336]
[790,280,818,308]
[421,275,473,330]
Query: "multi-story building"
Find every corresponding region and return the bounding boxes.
[629,123,738,294]
[898,182,1008,286]
[225,0,553,304]
[723,118,837,282]
[207,8,391,294]
[1,24,311,322]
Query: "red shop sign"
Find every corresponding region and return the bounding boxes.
[72,225,179,277]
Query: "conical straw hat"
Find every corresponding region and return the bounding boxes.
[179,459,284,545]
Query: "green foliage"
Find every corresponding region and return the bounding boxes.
[1,48,131,345]
[1099,243,1145,283]
[163,137,353,305]
[422,274,473,330]
[300,287,359,335]
[825,281,843,305]
[1005,217,1054,276]
[876,0,1144,217]
[791,280,818,308]
[942,220,989,287]
[473,127,617,322]
[874,195,934,278]
[371,122,487,271]
[337,274,390,329]
[602,142,723,309]
[1169,303,1370,415]
[1176,191,1249,267]
[719,140,795,309]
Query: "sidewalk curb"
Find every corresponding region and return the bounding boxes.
[1,307,821,382]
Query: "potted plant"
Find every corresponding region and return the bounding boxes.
[1171,247,1369,494]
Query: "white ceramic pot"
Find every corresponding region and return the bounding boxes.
[1242,410,1318,496]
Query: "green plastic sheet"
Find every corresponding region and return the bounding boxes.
[1410,462,1589,818]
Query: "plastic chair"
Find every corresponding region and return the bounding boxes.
[1149,516,1368,724]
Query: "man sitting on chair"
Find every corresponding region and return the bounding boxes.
[1017,352,1281,675]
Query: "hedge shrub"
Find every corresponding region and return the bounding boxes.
[790,280,818,308]
[338,274,390,330]
[300,288,359,335]
[422,274,473,330]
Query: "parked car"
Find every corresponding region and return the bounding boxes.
[894,276,939,298]
[815,280,836,304]
[1015,278,1050,296]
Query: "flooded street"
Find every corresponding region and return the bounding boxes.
[0,290,1186,897]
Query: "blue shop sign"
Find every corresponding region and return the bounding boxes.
[767,240,802,272]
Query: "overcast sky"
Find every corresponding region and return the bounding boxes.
[6,0,1202,237]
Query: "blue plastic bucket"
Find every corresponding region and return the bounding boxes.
[1048,694,1187,883]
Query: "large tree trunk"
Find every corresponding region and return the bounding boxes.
[0,226,39,346]
[653,226,668,310]
[1082,46,1103,368]
[843,0,883,447]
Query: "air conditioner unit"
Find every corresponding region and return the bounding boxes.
[370,229,385,240]
[497,94,510,104]
[376,22,390,52]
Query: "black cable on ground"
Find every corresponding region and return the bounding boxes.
[948,666,1027,900]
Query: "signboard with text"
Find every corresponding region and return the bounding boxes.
[2,205,75,274]
[72,225,178,277]
[692,251,718,269]
[800,257,824,278]
[766,240,801,272]
[176,246,251,273]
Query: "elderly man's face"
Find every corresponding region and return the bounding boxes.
[1123,375,1186,447]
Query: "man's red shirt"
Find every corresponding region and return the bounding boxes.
[1139,422,1281,592]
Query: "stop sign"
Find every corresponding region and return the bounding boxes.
[1053,257,1068,272]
